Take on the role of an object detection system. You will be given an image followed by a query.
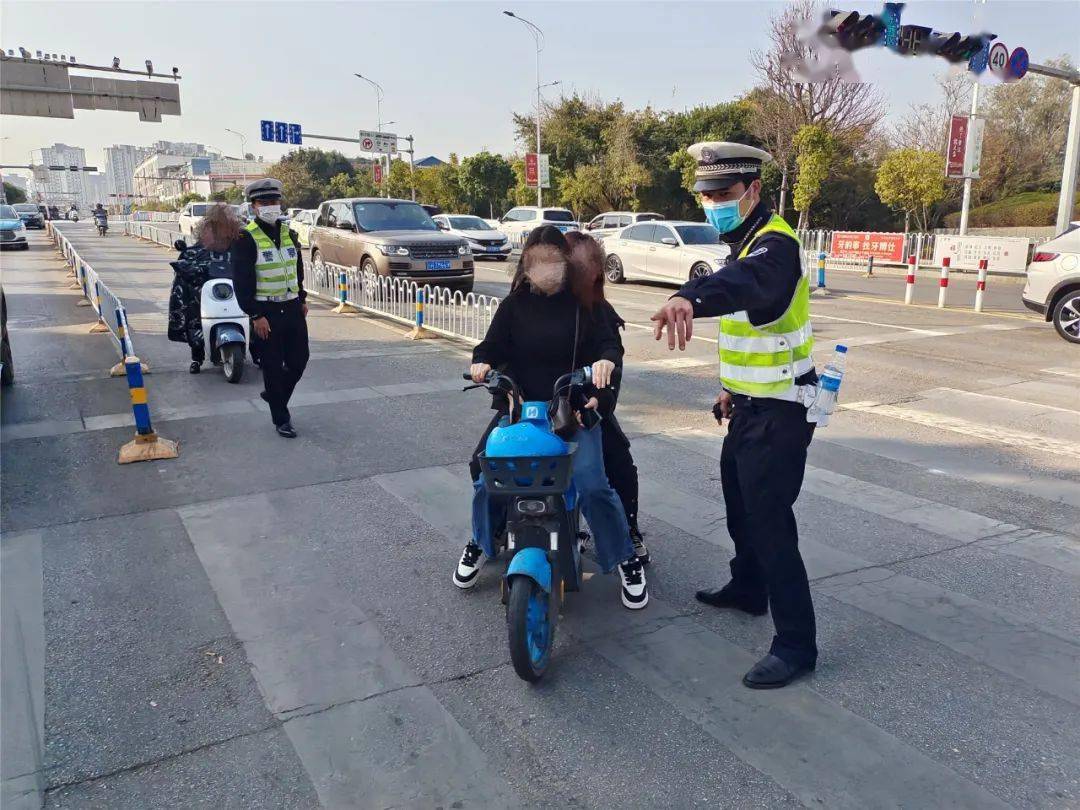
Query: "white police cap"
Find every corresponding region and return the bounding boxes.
[245,177,284,201]
[688,142,773,192]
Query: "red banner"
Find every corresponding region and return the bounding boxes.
[373,163,383,184]
[830,231,906,263]
[946,115,968,179]
[525,153,539,186]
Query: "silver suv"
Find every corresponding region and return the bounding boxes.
[496,206,579,249]
[309,198,474,293]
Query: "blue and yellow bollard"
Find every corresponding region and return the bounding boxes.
[75,264,92,303]
[89,281,111,333]
[117,356,179,464]
[811,251,828,296]
[109,307,149,377]
[331,269,358,313]
[405,287,434,340]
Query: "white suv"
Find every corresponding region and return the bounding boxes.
[584,211,664,241]
[496,206,579,249]
[1022,222,1080,344]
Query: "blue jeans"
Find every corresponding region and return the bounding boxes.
[472,424,635,574]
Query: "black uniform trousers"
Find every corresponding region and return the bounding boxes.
[722,395,817,667]
[257,298,309,426]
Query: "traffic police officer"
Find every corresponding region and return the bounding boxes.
[651,142,819,689]
[232,178,309,438]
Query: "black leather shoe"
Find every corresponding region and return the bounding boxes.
[742,654,814,689]
[189,361,201,374]
[259,391,270,403]
[275,422,297,438]
[695,584,768,616]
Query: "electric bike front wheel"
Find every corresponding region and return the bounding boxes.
[222,344,244,383]
[507,576,553,682]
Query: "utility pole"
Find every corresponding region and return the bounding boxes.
[355,73,389,198]
[1025,62,1080,233]
[504,11,545,207]
[958,82,979,236]
[406,135,416,202]
[225,128,248,187]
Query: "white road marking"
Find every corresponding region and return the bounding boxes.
[1042,367,1080,380]
[925,387,1080,417]
[840,401,1077,459]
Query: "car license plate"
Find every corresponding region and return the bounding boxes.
[486,246,502,253]
[557,226,569,232]
[426,260,452,271]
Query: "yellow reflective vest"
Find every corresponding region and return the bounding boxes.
[246,219,299,300]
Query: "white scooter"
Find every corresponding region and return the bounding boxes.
[175,239,248,383]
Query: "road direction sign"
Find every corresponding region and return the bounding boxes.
[988,42,1009,78]
[261,120,303,145]
[357,130,398,153]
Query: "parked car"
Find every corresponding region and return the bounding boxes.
[12,204,44,229]
[286,207,304,219]
[0,205,29,250]
[178,202,215,237]
[496,206,579,249]
[1022,221,1080,344]
[602,221,728,284]
[236,202,254,224]
[420,204,443,217]
[309,198,474,293]
[432,214,512,261]
[584,210,664,241]
[1,286,12,386]
[290,209,317,248]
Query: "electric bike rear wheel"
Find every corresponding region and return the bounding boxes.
[507,576,553,682]
[222,344,244,383]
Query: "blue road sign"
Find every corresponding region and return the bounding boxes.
[288,123,302,145]
[260,120,274,142]
[274,122,288,143]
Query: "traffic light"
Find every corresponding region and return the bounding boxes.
[823,10,886,51]
[934,32,990,63]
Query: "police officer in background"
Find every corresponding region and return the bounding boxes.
[232,178,309,438]
[651,142,819,689]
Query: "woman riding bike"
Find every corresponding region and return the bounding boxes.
[456,226,648,609]
[565,231,649,564]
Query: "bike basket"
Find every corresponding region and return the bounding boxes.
[478,452,574,495]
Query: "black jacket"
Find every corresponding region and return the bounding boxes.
[168,243,229,345]
[231,219,306,318]
[473,283,622,406]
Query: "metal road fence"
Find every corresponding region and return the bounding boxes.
[126,220,178,248]
[48,223,138,367]
[307,259,500,344]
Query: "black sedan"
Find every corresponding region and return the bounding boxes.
[13,203,44,229]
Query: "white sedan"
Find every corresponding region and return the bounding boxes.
[433,214,512,260]
[290,209,317,248]
[603,221,729,284]
[1022,221,1080,343]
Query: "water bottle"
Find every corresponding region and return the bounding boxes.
[807,345,847,426]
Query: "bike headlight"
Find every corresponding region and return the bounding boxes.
[377,244,410,257]
[516,499,548,516]
[458,244,470,256]
[211,283,234,300]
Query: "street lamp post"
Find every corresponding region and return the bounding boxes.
[355,73,390,198]
[225,128,249,190]
[504,10,546,207]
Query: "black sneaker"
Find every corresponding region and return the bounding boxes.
[630,526,650,565]
[275,422,297,438]
[617,557,649,610]
[453,542,485,589]
[189,361,201,374]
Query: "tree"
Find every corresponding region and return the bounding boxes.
[3,182,27,204]
[875,149,945,232]
[267,148,356,208]
[792,124,838,229]
[459,152,515,217]
[176,192,205,208]
[209,187,244,203]
[748,0,885,215]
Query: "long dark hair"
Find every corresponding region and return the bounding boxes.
[565,231,606,310]
[510,225,572,292]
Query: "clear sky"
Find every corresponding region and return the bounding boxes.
[1,0,1077,179]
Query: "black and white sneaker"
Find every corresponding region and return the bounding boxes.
[630,526,650,566]
[618,557,649,610]
[453,542,485,589]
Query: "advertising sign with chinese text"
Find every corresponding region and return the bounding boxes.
[932,235,1029,272]
[830,231,906,263]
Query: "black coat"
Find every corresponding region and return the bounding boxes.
[168,245,229,346]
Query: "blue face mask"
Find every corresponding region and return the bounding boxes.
[702,188,751,234]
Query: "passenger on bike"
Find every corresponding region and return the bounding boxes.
[456,226,648,609]
[565,231,649,565]
[168,204,241,373]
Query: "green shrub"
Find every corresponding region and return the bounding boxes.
[943,192,1079,227]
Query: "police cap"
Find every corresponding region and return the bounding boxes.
[689,142,773,192]
[245,177,284,202]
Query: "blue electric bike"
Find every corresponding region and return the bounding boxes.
[464,367,594,682]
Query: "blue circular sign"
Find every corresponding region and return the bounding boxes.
[1008,47,1029,81]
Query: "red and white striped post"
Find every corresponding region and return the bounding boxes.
[904,254,917,305]
[974,258,988,312]
[937,256,950,309]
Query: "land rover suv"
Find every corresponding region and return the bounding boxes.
[309,198,474,293]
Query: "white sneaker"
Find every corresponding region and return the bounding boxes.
[453,542,485,589]
[618,557,649,610]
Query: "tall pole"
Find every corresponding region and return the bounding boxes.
[225,129,248,188]
[1057,83,1080,233]
[958,82,979,236]
[407,135,416,202]
[356,73,388,198]
[505,11,545,207]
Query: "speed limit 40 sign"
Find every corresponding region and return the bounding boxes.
[988,42,1009,78]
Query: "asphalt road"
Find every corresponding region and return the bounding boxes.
[2,223,1078,808]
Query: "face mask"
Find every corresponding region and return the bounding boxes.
[256,204,281,224]
[702,187,751,234]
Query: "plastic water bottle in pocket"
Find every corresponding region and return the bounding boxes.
[807,345,848,426]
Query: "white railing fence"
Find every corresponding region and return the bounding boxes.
[126,220,179,248]
[308,259,500,344]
